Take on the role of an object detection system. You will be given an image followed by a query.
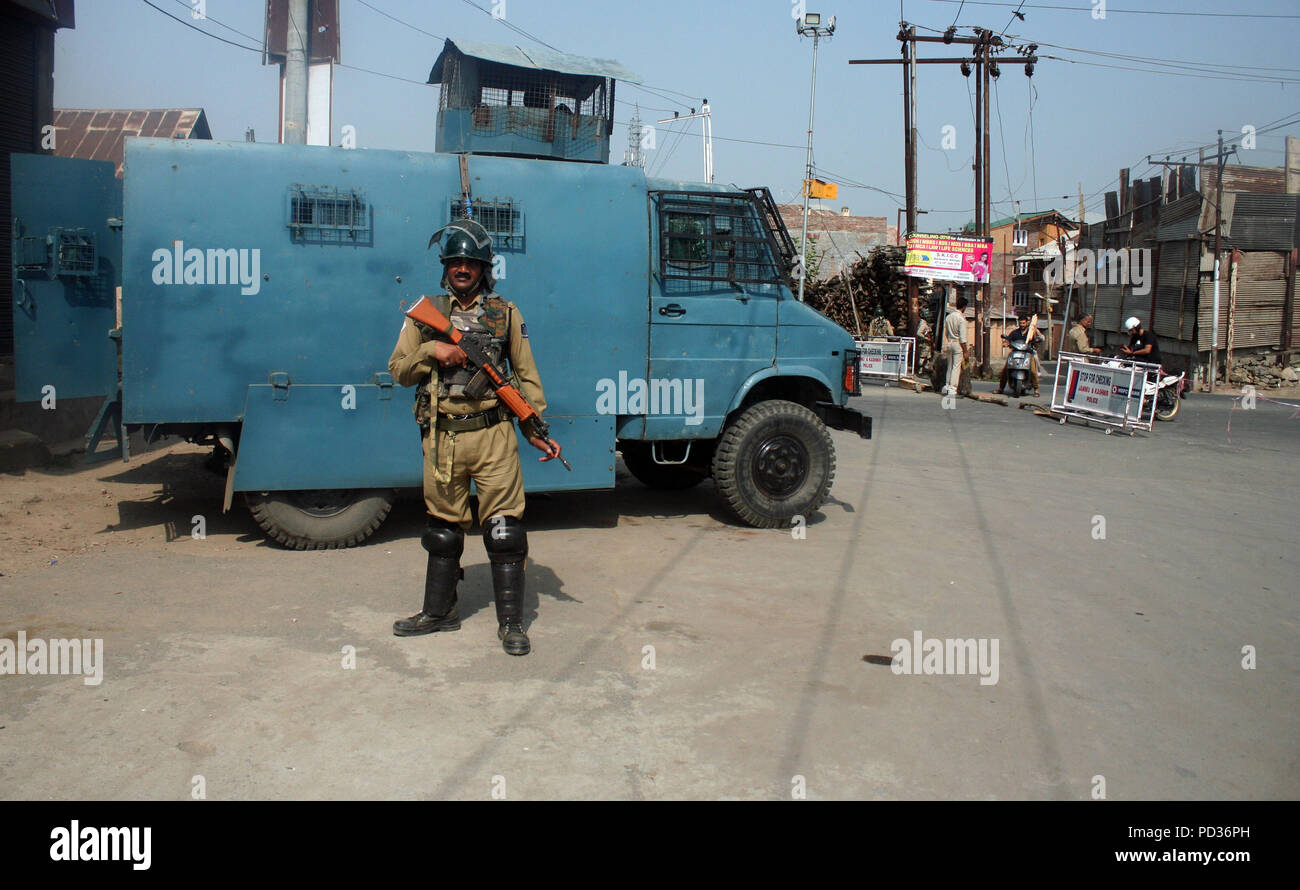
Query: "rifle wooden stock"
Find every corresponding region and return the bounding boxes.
[406,296,570,470]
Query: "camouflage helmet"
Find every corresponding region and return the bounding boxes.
[429,217,493,265]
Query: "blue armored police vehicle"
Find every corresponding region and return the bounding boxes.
[10,39,869,548]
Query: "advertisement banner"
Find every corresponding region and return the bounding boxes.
[904,234,995,283]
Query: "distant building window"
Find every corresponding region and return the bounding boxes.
[1012,228,1028,247]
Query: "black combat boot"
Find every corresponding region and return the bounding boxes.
[484,516,530,656]
[492,561,530,656]
[393,521,464,637]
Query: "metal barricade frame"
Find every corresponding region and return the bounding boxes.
[1050,351,1162,434]
[855,337,915,383]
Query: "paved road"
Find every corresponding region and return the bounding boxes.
[1,384,1296,799]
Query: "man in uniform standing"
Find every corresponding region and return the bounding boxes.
[388,219,563,656]
[942,296,969,396]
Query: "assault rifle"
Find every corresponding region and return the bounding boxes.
[406,296,571,471]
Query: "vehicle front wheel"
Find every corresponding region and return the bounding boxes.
[245,488,396,549]
[712,400,835,529]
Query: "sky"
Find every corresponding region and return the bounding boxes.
[53,0,1300,233]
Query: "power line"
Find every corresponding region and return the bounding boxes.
[1033,50,1300,84]
[650,125,802,151]
[914,22,1300,82]
[352,0,443,40]
[350,0,696,111]
[919,0,1300,20]
[336,63,430,87]
[166,0,262,44]
[1027,39,1300,76]
[139,0,262,52]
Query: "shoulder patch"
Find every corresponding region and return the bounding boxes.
[480,296,511,339]
[520,322,528,339]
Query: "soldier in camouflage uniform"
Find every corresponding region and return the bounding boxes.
[387,218,562,656]
[914,308,934,377]
[867,306,895,338]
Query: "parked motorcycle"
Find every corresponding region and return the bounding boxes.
[1152,369,1186,421]
[1102,355,1186,421]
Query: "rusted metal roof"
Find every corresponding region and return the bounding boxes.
[1201,164,1286,196]
[53,108,211,177]
[1156,193,1202,241]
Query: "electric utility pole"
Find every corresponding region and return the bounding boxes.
[851,25,1035,343]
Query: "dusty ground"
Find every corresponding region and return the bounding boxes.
[0,437,243,579]
[1,384,1297,801]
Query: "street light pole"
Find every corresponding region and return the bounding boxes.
[797,13,835,302]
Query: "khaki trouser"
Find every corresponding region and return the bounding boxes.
[945,345,964,393]
[423,418,526,529]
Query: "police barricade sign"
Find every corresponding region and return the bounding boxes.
[1051,351,1160,434]
[855,338,914,382]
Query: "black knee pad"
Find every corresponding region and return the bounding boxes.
[482,515,528,563]
[422,519,465,558]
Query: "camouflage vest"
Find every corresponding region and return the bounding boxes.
[413,291,512,428]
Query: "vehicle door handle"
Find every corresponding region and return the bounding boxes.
[659,303,686,317]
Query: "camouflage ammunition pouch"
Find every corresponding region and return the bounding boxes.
[414,383,432,430]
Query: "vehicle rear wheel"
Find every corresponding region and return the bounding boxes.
[620,441,707,490]
[245,488,395,549]
[1155,386,1181,421]
[712,400,835,529]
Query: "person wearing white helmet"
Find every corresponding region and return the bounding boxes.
[1120,316,1161,369]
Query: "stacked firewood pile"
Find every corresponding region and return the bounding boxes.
[803,245,915,338]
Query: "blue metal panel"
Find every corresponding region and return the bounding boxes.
[121,139,643,492]
[10,154,121,402]
[232,383,614,492]
[233,383,420,490]
[777,299,856,406]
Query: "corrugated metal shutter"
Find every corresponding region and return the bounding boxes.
[1154,238,1198,341]
[1094,283,1124,332]
[1228,194,1296,251]
[1198,251,1290,350]
[0,14,38,359]
[1228,250,1288,349]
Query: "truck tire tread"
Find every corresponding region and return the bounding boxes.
[712,400,835,529]
[245,490,394,550]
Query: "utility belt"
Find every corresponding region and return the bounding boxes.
[436,404,512,433]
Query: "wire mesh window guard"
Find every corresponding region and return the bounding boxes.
[288,186,371,245]
[438,51,611,153]
[655,192,783,284]
[15,228,97,277]
[448,197,522,249]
